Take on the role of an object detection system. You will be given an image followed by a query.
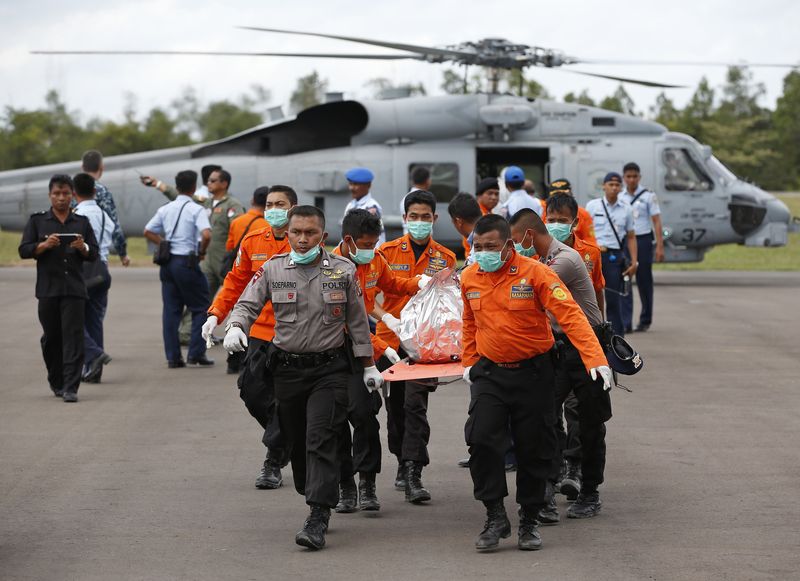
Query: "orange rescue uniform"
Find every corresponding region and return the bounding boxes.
[478,203,492,216]
[376,234,457,350]
[209,226,290,341]
[226,208,268,252]
[460,251,607,372]
[571,235,605,294]
[332,245,420,359]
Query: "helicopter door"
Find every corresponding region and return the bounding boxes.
[476,147,550,196]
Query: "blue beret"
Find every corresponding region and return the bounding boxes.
[504,166,525,182]
[603,172,622,183]
[345,167,374,184]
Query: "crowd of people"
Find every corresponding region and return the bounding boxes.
[18,153,660,552]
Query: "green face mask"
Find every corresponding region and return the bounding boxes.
[264,208,288,228]
[406,220,433,240]
[546,222,573,243]
[290,245,321,265]
[514,232,536,257]
[347,241,375,265]
[474,245,509,272]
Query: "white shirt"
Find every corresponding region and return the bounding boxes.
[74,200,115,263]
[344,192,385,245]
[502,189,543,219]
[145,196,211,256]
[621,186,661,236]
[586,196,635,250]
[194,184,210,202]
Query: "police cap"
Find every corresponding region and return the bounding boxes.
[548,178,572,196]
[603,172,622,184]
[476,177,499,195]
[345,167,374,184]
[606,335,644,375]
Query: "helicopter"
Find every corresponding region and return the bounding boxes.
[1,27,796,261]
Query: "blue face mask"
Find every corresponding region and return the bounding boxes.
[347,241,375,265]
[514,232,536,257]
[546,222,573,243]
[474,244,510,272]
[264,208,288,228]
[406,220,433,240]
[290,245,321,265]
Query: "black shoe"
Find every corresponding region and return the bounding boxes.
[475,500,511,551]
[518,506,543,551]
[84,352,112,383]
[538,493,560,525]
[168,359,186,369]
[560,460,582,501]
[404,461,431,504]
[52,388,64,397]
[255,459,282,489]
[457,457,470,468]
[335,478,359,513]
[358,473,380,511]
[187,356,214,367]
[554,458,567,493]
[635,324,650,333]
[624,326,634,334]
[394,462,407,490]
[62,392,78,403]
[295,504,330,550]
[567,491,602,519]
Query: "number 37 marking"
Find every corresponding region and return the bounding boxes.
[681,228,706,243]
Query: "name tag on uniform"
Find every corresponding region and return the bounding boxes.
[325,291,346,302]
[365,280,378,289]
[466,291,481,299]
[273,291,297,303]
[510,284,534,299]
[252,253,267,261]
[271,281,297,290]
[390,264,410,271]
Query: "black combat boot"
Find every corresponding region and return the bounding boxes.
[358,473,380,511]
[560,459,582,501]
[404,460,431,503]
[518,506,543,551]
[537,490,560,525]
[335,477,359,513]
[295,504,331,550]
[475,499,511,551]
[255,456,282,489]
[554,457,567,493]
[567,490,602,519]
[394,460,406,490]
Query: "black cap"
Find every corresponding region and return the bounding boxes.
[606,335,644,375]
[548,178,572,196]
[476,177,499,196]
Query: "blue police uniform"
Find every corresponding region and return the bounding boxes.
[585,195,635,336]
[145,196,212,364]
[620,186,661,331]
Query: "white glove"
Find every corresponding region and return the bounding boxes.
[363,365,384,393]
[384,346,401,364]
[590,365,614,391]
[202,315,218,348]
[223,326,248,353]
[381,313,401,335]
[462,366,473,386]
[417,274,432,290]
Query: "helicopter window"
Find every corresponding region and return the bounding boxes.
[708,155,737,185]
[592,117,615,127]
[408,163,459,202]
[662,148,713,191]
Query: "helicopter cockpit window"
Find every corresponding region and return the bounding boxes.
[662,148,713,191]
[409,163,459,202]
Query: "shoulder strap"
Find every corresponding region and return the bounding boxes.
[234,215,261,249]
[630,188,649,206]
[97,211,106,246]
[167,200,191,242]
[601,200,625,249]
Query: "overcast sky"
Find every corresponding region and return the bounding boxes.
[1,0,798,124]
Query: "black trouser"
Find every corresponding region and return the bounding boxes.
[378,348,431,465]
[273,354,349,508]
[83,262,111,369]
[237,338,286,464]
[38,296,85,395]
[622,232,655,329]
[160,255,209,362]
[561,392,581,462]
[465,353,557,510]
[338,371,383,480]
[550,339,612,493]
[601,249,626,336]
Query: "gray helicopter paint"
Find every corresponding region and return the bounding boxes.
[0,93,794,261]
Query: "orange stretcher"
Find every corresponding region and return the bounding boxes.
[381,359,464,383]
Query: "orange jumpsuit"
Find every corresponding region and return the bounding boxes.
[332,245,420,360]
[375,234,456,350]
[208,226,289,341]
[571,235,605,294]
[478,203,492,216]
[460,251,607,372]
[226,208,268,252]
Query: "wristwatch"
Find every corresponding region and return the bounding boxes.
[225,321,244,332]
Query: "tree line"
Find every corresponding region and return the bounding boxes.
[1,67,798,190]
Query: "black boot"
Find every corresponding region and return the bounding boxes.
[295,504,330,550]
[554,457,567,493]
[335,477,359,513]
[567,490,602,519]
[560,459,582,501]
[537,489,560,525]
[404,460,431,503]
[518,506,543,551]
[475,499,511,551]
[358,473,380,511]
[255,456,283,489]
[394,461,406,490]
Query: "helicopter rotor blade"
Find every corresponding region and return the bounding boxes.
[236,26,475,60]
[574,59,798,68]
[30,49,421,60]
[558,68,687,89]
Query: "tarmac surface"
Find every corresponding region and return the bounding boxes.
[1,267,799,581]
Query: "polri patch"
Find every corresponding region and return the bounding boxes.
[510,285,534,299]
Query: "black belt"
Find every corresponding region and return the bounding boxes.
[275,347,344,368]
[555,322,613,349]
[484,350,552,370]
